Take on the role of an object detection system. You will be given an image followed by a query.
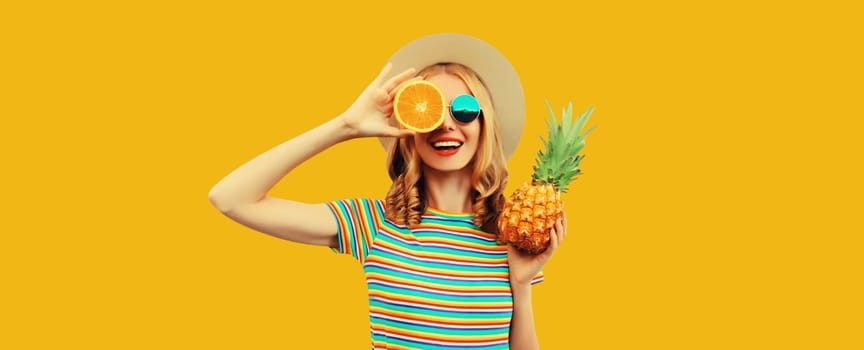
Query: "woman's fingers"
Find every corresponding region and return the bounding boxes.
[375,87,390,106]
[557,218,565,242]
[375,69,415,107]
[386,76,423,101]
[537,226,558,262]
[562,213,568,239]
[542,219,565,259]
[383,67,418,94]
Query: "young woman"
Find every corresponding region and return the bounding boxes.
[209,34,566,350]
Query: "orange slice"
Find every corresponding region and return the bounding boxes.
[393,80,446,133]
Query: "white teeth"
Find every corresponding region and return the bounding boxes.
[432,141,463,148]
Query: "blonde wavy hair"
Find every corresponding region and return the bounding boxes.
[384,63,509,233]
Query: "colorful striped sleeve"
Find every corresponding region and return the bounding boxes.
[325,198,385,263]
[531,270,545,285]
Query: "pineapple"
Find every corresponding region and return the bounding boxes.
[498,101,595,254]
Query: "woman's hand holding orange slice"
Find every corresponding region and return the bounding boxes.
[340,63,419,139]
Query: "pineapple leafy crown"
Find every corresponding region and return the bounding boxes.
[532,101,596,192]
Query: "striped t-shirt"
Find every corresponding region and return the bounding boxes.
[326,198,543,350]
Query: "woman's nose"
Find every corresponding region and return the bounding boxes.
[438,107,457,131]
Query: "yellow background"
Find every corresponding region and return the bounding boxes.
[2,0,862,348]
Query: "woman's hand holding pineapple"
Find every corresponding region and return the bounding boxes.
[508,214,567,288]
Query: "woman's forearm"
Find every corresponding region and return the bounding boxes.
[208,116,356,213]
[509,283,540,350]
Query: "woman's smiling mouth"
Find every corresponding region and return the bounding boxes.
[430,139,464,156]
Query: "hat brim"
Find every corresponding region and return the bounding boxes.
[378,33,525,160]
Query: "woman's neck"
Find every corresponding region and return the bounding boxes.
[422,165,473,214]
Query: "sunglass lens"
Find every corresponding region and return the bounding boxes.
[451,95,481,123]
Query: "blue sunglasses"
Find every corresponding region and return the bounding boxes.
[449,94,483,123]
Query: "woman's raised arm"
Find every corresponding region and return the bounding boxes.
[208,63,416,247]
